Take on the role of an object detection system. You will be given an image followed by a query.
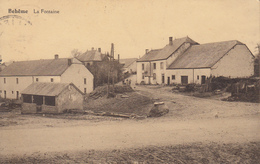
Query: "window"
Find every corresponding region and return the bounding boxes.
[84,88,87,94]
[197,75,199,80]
[4,78,6,84]
[23,94,32,103]
[16,78,19,84]
[12,91,14,94]
[51,78,54,82]
[36,78,39,82]
[84,78,87,84]
[153,73,156,80]
[160,62,164,69]
[153,63,156,69]
[172,75,175,80]
[142,64,144,70]
[142,73,145,79]
[45,96,55,106]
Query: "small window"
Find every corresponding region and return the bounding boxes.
[172,75,175,80]
[12,91,14,94]
[84,78,87,84]
[4,78,6,84]
[87,63,90,66]
[142,64,144,70]
[153,63,156,69]
[153,73,156,80]
[84,88,87,94]
[160,62,164,69]
[197,75,199,80]
[51,78,54,82]
[36,78,39,82]
[16,78,19,84]
[142,73,145,79]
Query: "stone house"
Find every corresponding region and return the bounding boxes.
[0,55,93,99]
[136,37,255,85]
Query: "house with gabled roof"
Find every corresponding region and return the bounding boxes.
[137,36,199,84]
[0,55,93,99]
[119,58,138,74]
[76,47,108,66]
[137,37,255,85]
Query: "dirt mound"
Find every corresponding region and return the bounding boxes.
[85,92,154,117]
[89,85,134,99]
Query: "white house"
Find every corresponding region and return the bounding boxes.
[136,37,255,85]
[119,58,138,74]
[0,55,94,99]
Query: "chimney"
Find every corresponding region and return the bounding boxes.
[55,54,59,59]
[98,48,101,52]
[68,59,72,66]
[145,49,149,54]
[91,47,94,50]
[169,37,173,45]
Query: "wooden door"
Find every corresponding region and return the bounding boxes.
[181,76,188,85]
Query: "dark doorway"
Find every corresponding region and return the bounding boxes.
[167,77,170,85]
[181,76,188,85]
[16,91,19,100]
[201,75,206,84]
[162,74,165,83]
[33,95,43,105]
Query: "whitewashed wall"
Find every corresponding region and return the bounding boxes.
[211,45,254,78]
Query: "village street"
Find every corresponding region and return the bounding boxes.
[0,77,259,158]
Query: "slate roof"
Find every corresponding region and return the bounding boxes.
[76,50,106,62]
[21,82,83,96]
[168,40,244,69]
[0,58,76,76]
[137,37,198,62]
[120,58,138,68]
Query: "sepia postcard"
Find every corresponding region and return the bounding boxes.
[0,0,259,163]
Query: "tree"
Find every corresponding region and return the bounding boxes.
[254,44,260,77]
[71,49,81,58]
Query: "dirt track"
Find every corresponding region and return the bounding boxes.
[0,75,259,158]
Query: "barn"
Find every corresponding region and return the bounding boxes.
[21,82,84,114]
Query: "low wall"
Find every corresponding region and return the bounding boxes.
[22,103,37,114]
[42,105,59,114]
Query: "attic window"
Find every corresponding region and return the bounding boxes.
[51,78,54,82]
[160,62,164,69]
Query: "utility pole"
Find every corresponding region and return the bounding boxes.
[111,43,115,91]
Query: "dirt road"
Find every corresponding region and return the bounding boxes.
[0,116,259,156]
[0,75,259,157]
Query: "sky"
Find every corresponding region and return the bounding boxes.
[0,0,259,62]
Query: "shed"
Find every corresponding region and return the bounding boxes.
[21,82,84,114]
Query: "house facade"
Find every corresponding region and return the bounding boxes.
[21,82,84,114]
[76,47,108,66]
[0,55,94,99]
[137,37,255,85]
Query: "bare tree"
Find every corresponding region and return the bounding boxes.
[71,49,81,58]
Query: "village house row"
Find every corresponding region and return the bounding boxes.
[0,36,255,113]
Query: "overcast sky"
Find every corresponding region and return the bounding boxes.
[0,0,259,62]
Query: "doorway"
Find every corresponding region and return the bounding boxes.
[201,75,206,84]
[162,74,165,84]
[181,76,188,85]
[167,77,170,85]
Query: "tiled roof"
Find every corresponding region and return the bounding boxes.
[168,40,244,69]
[76,50,106,62]
[21,82,83,96]
[0,58,79,76]
[138,37,198,62]
[120,58,138,68]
